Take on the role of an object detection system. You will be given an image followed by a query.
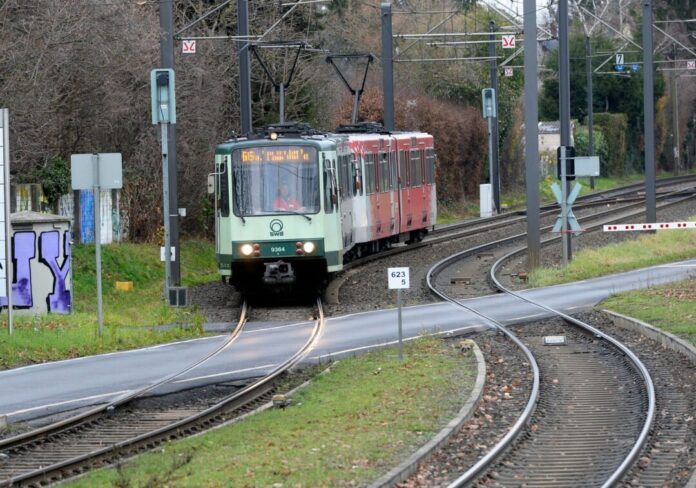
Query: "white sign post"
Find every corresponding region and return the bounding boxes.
[71,153,123,336]
[388,267,410,361]
[0,110,12,335]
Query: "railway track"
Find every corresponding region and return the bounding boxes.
[0,298,325,487]
[340,175,696,276]
[424,231,656,486]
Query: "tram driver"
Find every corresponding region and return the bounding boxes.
[273,182,303,211]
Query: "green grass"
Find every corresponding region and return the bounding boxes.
[528,216,696,287]
[0,240,218,368]
[602,280,696,346]
[68,337,477,488]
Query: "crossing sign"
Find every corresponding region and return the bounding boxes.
[687,60,696,70]
[182,40,196,54]
[502,35,516,49]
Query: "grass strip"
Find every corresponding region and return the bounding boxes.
[602,279,696,346]
[68,337,476,488]
[528,216,696,287]
[0,240,218,368]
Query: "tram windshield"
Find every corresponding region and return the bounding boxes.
[232,146,321,216]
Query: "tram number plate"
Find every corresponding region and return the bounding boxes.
[270,246,287,254]
[388,267,410,289]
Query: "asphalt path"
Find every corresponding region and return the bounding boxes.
[1,260,695,423]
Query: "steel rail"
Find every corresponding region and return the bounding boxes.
[439,194,694,487]
[2,298,324,487]
[486,252,656,487]
[426,243,541,487]
[343,185,696,276]
[426,192,694,487]
[0,300,249,453]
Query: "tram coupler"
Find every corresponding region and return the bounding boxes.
[263,260,296,285]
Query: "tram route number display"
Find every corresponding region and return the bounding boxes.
[239,146,315,164]
[388,267,410,289]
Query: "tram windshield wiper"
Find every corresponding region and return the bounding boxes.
[275,210,312,222]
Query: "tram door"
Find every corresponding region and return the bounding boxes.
[398,141,412,232]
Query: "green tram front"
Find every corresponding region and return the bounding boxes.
[213,136,342,288]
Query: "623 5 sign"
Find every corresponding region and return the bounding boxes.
[388,267,410,289]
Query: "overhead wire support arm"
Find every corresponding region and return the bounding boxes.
[325,54,375,125]
[174,0,235,38]
[249,41,306,124]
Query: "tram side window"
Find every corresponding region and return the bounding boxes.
[324,159,334,214]
[216,161,230,217]
[389,152,397,191]
[379,152,389,192]
[420,149,426,185]
[338,155,347,195]
[410,150,421,187]
[399,150,408,187]
[364,154,375,194]
[426,148,436,184]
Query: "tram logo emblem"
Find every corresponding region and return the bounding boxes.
[269,219,284,236]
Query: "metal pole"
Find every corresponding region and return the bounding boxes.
[93,154,104,336]
[643,0,656,223]
[238,0,252,134]
[674,76,680,174]
[161,123,172,297]
[489,20,500,212]
[397,288,403,361]
[160,0,181,287]
[586,35,596,189]
[1,110,12,335]
[381,2,395,131]
[524,0,540,269]
[559,0,572,261]
[351,92,360,125]
[279,82,285,124]
[672,43,679,174]
[487,116,494,194]
[560,146,569,266]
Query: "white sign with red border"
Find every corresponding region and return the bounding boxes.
[687,60,696,70]
[502,35,516,49]
[182,40,196,54]
[604,222,696,232]
[504,67,513,77]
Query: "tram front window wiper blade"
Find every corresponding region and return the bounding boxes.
[275,210,312,222]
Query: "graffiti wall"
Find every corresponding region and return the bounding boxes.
[0,213,72,314]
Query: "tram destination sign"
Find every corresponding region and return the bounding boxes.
[238,146,315,164]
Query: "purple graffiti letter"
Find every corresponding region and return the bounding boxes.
[0,231,36,308]
[39,231,72,314]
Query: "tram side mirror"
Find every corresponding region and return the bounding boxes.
[207,174,215,194]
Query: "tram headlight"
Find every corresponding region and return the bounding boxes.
[302,241,316,254]
[240,243,254,256]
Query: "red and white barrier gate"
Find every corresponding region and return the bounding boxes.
[603,222,696,232]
